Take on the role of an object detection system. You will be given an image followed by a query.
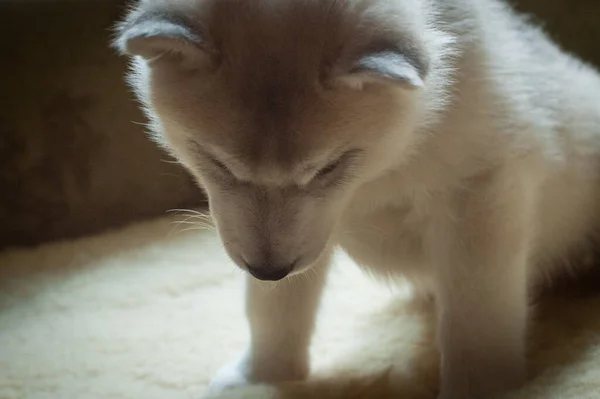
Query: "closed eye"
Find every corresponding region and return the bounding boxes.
[315,158,343,178]
[312,149,362,183]
[201,150,236,179]
[185,138,231,175]
[208,155,231,175]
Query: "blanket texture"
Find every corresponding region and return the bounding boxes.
[1,216,600,399]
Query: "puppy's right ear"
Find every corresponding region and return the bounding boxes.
[113,9,207,63]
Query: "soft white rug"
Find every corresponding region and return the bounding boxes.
[2,215,600,399]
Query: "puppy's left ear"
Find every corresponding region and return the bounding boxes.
[351,51,425,88]
[338,46,428,90]
[113,9,207,64]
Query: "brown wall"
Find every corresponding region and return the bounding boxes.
[511,0,600,68]
[0,0,203,249]
[0,0,598,249]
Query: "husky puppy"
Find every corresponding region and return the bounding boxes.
[114,0,600,397]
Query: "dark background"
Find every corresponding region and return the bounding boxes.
[1,0,598,249]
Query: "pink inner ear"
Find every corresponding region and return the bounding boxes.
[130,36,208,64]
[116,16,206,62]
[346,51,425,89]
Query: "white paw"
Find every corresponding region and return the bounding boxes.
[206,356,252,396]
[205,350,309,397]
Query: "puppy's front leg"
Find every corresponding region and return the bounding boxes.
[430,175,535,399]
[208,253,330,394]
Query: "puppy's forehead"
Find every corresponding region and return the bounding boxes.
[218,102,337,178]
[206,0,350,62]
[197,1,356,166]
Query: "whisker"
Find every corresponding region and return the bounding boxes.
[168,208,211,217]
[177,226,214,234]
[170,216,213,231]
[172,220,213,227]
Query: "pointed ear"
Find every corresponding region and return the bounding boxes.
[340,50,427,90]
[113,10,206,63]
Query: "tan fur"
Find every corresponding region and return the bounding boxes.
[115,0,600,397]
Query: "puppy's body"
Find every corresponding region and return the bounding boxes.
[115,0,600,398]
[343,1,600,291]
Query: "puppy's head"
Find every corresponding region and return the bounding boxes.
[115,0,443,281]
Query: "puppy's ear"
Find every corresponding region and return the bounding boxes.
[113,10,207,64]
[339,48,427,90]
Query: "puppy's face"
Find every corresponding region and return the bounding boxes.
[116,0,428,280]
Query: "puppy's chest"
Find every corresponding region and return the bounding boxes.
[338,198,434,275]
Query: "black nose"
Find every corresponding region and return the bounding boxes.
[245,263,293,281]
